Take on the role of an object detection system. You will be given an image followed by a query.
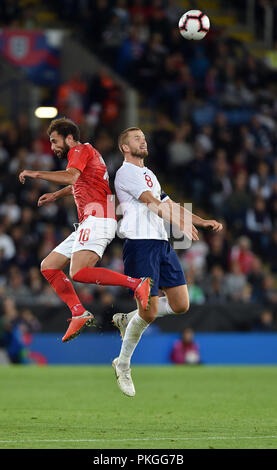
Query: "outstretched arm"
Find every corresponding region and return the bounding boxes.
[138,192,223,240]
[19,167,81,186]
[165,198,223,233]
[138,191,199,241]
[37,185,73,207]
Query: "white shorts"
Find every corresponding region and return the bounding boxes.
[53,216,117,259]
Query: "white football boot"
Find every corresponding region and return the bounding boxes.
[112,357,136,397]
[112,311,137,339]
[112,313,129,339]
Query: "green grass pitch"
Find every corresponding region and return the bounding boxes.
[0,365,276,449]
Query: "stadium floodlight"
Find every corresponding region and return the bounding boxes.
[34,107,58,118]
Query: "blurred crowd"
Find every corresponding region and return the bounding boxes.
[0,296,46,364]
[0,0,277,336]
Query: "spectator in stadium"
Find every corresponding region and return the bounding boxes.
[185,146,212,207]
[247,255,266,302]
[170,328,201,365]
[180,231,209,281]
[240,282,254,303]
[266,230,277,274]
[186,267,205,305]
[56,74,87,125]
[167,123,194,182]
[19,308,46,365]
[225,170,252,230]
[223,261,247,301]
[260,274,277,308]
[0,193,21,224]
[0,220,16,261]
[249,161,272,200]
[268,181,277,227]
[246,196,272,253]
[189,45,211,88]
[2,297,29,364]
[150,112,174,173]
[203,265,228,303]
[252,309,276,332]
[116,24,145,78]
[101,11,129,67]
[230,236,255,275]
[195,124,214,156]
[205,233,229,272]
[209,148,232,216]
[135,32,168,94]
[212,112,233,152]
[27,138,54,172]
[28,266,44,296]
[5,265,31,303]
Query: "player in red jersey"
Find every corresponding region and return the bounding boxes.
[19,117,153,342]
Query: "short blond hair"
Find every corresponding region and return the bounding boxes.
[118,127,141,154]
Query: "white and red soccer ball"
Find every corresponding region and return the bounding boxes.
[179,10,210,40]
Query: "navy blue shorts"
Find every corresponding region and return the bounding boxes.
[123,239,186,296]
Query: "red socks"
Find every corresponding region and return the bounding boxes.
[72,267,140,291]
[41,269,86,317]
[41,267,141,318]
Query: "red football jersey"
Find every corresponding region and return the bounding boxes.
[66,143,116,223]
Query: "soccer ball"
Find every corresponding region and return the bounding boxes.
[178,10,210,40]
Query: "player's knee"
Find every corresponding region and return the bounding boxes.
[40,258,48,272]
[70,266,85,280]
[171,299,190,314]
[70,267,78,279]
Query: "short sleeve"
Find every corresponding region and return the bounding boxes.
[161,189,169,202]
[67,146,89,173]
[116,166,150,200]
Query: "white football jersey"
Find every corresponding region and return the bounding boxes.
[114,161,169,240]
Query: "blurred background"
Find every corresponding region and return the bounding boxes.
[0,0,277,366]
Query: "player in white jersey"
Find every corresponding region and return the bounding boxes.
[112,127,223,396]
